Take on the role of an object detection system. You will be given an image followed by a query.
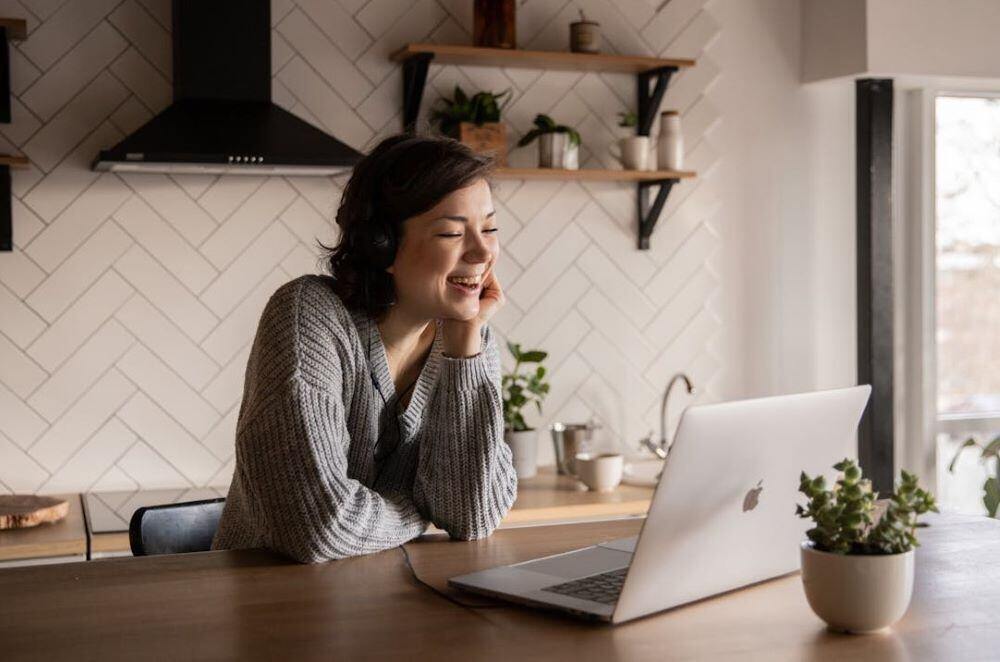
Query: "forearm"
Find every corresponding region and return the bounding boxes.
[413,353,518,539]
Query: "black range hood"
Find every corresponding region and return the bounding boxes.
[93,0,363,176]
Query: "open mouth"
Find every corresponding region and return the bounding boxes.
[446,275,482,295]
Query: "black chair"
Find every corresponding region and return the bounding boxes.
[128,497,226,556]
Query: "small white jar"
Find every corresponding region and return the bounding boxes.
[657,110,683,171]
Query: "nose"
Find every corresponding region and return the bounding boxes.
[463,231,493,265]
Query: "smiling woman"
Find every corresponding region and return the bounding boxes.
[211,135,518,563]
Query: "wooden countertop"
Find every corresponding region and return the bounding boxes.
[0,513,996,660]
[84,467,655,554]
[0,494,86,562]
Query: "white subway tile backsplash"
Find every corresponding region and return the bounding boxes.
[26,221,133,322]
[114,295,219,390]
[28,319,134,422]
[27,270,134,372]
[28,367,135,473]
[200,222,297,317]
[113,245,218,341]
[21,22,128,122]
[0,331,46,398]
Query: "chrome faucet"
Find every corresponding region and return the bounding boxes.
[640,373,696,459]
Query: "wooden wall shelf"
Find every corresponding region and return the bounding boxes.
[493,167,695,182]
[391,43,696,249]
[390,43,695,74]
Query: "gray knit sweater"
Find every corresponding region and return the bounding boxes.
[211,275,518,563]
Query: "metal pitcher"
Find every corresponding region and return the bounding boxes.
[549,420,601,475]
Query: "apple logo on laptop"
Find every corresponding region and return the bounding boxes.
[742,480,764,512]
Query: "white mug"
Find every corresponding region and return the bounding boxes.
[608,136,650,171]
[574,452,624,492]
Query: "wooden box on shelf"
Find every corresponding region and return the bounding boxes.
[458,121,507,165]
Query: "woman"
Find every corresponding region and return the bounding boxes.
[211,135,518,563]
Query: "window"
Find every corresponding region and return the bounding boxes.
[934,95,1000,514]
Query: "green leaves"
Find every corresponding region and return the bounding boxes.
[795,458,937,555]
[946,434,1000,518]
[429,85,512,138]
[501,340,550,432]
[617,111,638,128]
[517,114,583,148]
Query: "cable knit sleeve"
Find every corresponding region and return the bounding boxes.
[412,325,518,540]
[233,378,428,563]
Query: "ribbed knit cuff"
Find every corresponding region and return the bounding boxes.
[439,353,493,392]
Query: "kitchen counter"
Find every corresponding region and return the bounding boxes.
[0,467,654,562]
[0,494,86,567]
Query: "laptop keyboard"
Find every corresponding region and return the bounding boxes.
[541,566,628,605]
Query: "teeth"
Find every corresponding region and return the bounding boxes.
[448,276,480,286]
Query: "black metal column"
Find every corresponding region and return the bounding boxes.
[0,165,11,251]
[856,78,894,494]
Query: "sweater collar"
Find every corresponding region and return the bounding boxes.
[351,308,442,431]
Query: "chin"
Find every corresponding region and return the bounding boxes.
[442,302,480,322]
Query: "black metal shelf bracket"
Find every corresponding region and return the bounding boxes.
[0,26,10,123]
[634,66,679,249]
[402,53,434,133]
[636,66,676,136]
[0,165,11,251]
[637,178,677,250]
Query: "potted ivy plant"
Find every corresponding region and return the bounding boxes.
[796,459,937,633]
[947,434,1000,517]
[501,341,550,479]
[609,111,649,170]
[430,85,512,164]
[517,114,581,170]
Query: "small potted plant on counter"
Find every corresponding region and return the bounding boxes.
[947,433,1000,517]
[430,85,511,164]
[517,114,581,170]
[501,341,550,479]
[796,459,937,633]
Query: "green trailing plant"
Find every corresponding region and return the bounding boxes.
[617,111,638,128]
[796,458,937,555]
[948,434,1000,517]
[501,342,550,432]
[430,85,512,138]
[517,114,582,148]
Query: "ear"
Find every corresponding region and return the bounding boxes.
[386,264,395,275]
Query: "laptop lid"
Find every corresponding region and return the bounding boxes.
[611,385,871,624]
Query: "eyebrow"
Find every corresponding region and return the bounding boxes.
[432,210,496,222]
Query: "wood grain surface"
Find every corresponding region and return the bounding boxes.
[1,513,998,660]
[0,495,68,530]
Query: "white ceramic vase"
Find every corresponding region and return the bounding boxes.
[538,133,579,170]
[504,429,538,479]
[800,542,915,633]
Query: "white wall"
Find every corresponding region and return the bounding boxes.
[803,0,1000,82]
[0,0,847,494]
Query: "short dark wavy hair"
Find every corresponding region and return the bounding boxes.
[324,134,495,319]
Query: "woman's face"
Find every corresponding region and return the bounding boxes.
[387,178,498,322]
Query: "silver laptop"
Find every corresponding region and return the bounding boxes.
[449,386,871,624]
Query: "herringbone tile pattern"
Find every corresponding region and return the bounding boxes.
[0,0,721,493]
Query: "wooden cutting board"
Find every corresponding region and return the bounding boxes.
[0,495,69,529]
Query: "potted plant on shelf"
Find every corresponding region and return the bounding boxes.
[517,114,581,170]
[609,111,650,171]
[947,433,1000,517]
[430,85,511,164]
[796,459,937,633]
[501,341,550,479]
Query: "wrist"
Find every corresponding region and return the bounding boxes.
[442,320,482,358]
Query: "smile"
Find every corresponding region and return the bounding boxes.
[447,275,482,295]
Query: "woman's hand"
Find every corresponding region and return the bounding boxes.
[441,268,505,358]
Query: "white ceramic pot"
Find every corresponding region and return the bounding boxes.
[800,542,915,633]
[504,429,538,479]
[538,133,579,170]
